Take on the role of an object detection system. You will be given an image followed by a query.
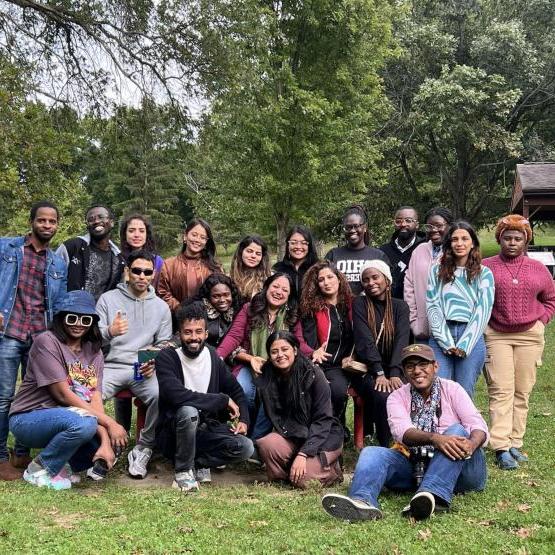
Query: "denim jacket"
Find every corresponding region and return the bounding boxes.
[0,236,67,337]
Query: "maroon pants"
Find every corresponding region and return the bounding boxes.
[256,432,343,489]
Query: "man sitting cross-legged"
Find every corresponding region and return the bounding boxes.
[96,250,172,479]
[155,301,254,492]
[322,343,488,521]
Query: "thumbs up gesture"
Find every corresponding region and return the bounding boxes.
[109,310,128,337]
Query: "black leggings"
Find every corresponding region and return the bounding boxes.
[350,373,394,447]
[322,367,350,420]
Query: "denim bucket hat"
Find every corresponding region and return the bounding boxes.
[55,290,99,319]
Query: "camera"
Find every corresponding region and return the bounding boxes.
[411,446,434,486]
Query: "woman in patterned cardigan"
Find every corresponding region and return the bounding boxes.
[426,221,494,398]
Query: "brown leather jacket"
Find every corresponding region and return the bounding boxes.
[156,253,215,312]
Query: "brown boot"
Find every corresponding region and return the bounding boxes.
[0,460,23,481]
[9,449,32,469]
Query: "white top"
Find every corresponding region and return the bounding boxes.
[176,347,211,393]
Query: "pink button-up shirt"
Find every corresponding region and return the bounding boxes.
[387,378,489,445]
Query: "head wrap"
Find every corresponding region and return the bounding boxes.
[360,259,392,284]
[494,214,532,244]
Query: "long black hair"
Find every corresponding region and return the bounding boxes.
[119,213,157,259]
[196,273,244,314]
[50,312,102,353]
[181,217,220,271]
[439,220,482,284]
[248,273,298,329]
[282,225,319,267]
[264,330,314,425]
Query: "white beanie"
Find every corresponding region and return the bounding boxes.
[360,259,393,284]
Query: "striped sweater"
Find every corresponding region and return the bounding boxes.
[426,264,495,355]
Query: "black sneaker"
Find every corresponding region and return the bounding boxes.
[407,491,435,520]
[322,493,383,522]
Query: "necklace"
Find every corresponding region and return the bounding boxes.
[501,256,524,285]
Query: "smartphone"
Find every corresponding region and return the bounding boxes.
[138,349,159,364]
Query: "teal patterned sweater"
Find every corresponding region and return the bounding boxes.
[426,265,495,355]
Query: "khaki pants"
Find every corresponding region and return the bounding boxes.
[484,321,545,451]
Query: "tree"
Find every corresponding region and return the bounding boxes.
[81,98,194,250]
[379,0,555,223]
[193,0,395,255]
[0,56,89,242]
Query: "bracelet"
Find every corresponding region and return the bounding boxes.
[297,452,307,458]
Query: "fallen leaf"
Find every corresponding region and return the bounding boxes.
[418,528,432,541]
[478,520,494,527]
[497,499,511,509]
[526,480,540,488]
[514,527,534,539]
[249,520,269,527]
[178,526,194,534]
[517,504,532,513]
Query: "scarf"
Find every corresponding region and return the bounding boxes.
[409,377,441,451]
[250,307,287,358]
[202,298,234,323]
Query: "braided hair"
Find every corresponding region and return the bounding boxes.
[343,204,370,245]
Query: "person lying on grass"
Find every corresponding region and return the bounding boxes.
[8,291,128,490]
[255,331,344,489]
[322,343,488,521]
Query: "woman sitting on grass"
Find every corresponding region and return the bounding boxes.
[9,291,128,490]
[256,331,343,488]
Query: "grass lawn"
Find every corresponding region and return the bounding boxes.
[1,328,554,555]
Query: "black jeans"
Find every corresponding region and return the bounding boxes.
[322,367,350,419]
[174,406,254,472]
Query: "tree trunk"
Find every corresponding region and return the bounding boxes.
[275,212,290,261]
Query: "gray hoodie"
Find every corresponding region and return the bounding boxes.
[96,283,172,370]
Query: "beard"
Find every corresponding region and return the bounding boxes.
[396,228,415,242]
[181,340,205,359]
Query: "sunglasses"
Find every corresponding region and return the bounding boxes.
[130,267,154,276]
[65,314,94,327]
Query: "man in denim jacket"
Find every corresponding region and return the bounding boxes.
[0,201,67,480]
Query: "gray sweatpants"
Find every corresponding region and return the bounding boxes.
[102,365,159,449]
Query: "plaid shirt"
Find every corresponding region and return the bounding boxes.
[5,237,47,341]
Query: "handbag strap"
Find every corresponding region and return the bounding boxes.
[348,321,385,359]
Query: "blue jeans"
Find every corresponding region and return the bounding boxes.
[349,424,487,508]
[429,322,486,398]
[0,336,32,461]
[9,408,99,475]
[236,366,272,440]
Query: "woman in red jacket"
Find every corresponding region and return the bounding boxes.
[300,261,353,420]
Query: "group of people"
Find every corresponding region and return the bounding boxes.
[0,200,553,522]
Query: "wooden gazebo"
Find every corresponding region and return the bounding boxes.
[511,163,555,220]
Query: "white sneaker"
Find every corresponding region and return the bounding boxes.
[23,467,72,491]
[127,446,153,479]
[322,493,383,521]
[195,468,212,484]
[408,491,435,520]
[172,470,200,493]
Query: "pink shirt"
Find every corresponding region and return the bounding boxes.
[387,378,489,445]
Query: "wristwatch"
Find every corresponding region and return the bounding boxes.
[375,370,385,377]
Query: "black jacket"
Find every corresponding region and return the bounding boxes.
[379,232,426,299]
[255,361,343,458]
[352,295,410,378]
[57,235,125,295]
[155,345,249,457]
[272,258,313,298]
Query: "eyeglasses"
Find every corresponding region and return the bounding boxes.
[86,215,110,224]
[394,218,418,225]
[423,223,447,232]
[404,361,433,373]
[65,314,94,327]
[343,224,364,232]
[288,240,309,247]
[130,267,154,276]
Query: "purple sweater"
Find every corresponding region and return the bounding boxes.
[482,254,555,333]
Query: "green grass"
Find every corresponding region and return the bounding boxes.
[2,324,555,555]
